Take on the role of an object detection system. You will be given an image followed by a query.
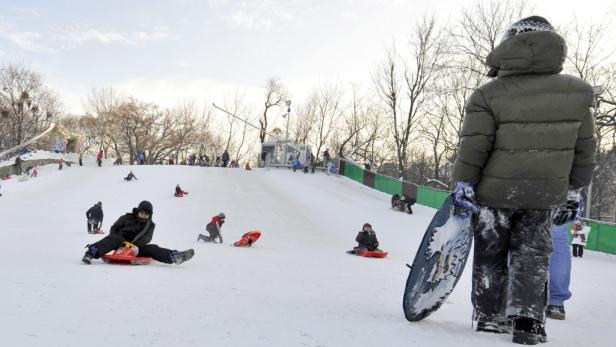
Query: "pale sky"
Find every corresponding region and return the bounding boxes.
[0,0,613,115]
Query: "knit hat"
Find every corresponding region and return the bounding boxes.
[502,16,555,42]
[137,200,153,215]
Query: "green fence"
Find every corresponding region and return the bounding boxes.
[416,186,450,209]
[339,158,616,255]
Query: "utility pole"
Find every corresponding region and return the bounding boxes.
[587,85,603,218]
[282,100,291,165]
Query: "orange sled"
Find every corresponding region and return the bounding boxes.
[102,242,152,265]
[348,247,388,258]
[233,231,262,247]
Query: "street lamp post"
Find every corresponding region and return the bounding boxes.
[282,100,291,166]
[586,85,604,219]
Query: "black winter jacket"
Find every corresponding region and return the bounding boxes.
[109,209,155,247]
[86,205,104,222]
[356,230,379,250]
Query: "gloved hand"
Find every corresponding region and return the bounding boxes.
[553,189,583,225]
[453,181,479,218]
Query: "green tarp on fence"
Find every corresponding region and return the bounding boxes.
[338,158,616,255]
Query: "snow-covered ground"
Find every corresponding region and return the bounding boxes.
[0,164,614,347]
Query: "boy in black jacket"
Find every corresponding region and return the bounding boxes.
[86,201,104,233]
[81,201,194,265]
[348,223,381,254]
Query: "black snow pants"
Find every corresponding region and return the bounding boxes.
[572,244,584,257]
[90,234,174,264]
[471,207,553,323]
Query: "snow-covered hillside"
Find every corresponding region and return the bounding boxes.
[0,164,614,346]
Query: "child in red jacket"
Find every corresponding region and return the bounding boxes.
[197,213,225,243]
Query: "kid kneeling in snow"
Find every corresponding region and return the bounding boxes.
[198,213,225,243]
[81,200,194,265]
[174,184,188,197]
[348,223,381,254]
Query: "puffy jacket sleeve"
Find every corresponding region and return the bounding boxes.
[355,232,364,244]
[569,107,596,188]
[452,89,496,183]
[86,207,93,218]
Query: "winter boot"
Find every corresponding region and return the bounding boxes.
[512,317,542,345]
[197,234,211,242]
[476,320,511,334]
[81,245,98,264]
[546,305,565,320]
[170,249,195,265]
[537,324,547,343]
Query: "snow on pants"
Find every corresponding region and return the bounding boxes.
[471,207,553,322]
[549,223,572,306]
[90,233,174,264]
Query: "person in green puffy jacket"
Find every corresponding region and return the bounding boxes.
[451,16,596,345]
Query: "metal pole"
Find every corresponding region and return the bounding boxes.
[586,85,603,218]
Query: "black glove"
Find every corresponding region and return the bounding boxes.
[553,189,583,226]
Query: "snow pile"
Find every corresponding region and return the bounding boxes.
[0,164,614,346]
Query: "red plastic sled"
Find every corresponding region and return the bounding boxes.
[102,242,152,265]
[233,231,262,247]
[359,250,388,258]
[1,175,11,180]
[89,228,105,234]
[174,191,188,197]
[349,247,388,258]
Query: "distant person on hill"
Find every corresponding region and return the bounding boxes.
[124,171,138,181]
[79,153,83,166]
[81,200,194,265]
[30,166,38,178]
[222,150,230,167]
[58,159,64,170]
[323,148,331,166]
[347,223,381,254]
[174,184,188,197]
[96,150,103,167]
[14,156,23,175]
[245,162,252,171]
[198,213,226,243]
[86,201,104,234]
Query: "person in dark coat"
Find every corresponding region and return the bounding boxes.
[86,201,104,233]
[81,201,194,265]
[198,213,225,243]
[14,156,23,175]
[348,223,380,254]
[124,171,138,181]
[221,150,230,167]
[58,159,64,170]
[451,16,597,343]
[323,149,331,165]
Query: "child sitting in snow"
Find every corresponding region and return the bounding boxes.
[174,184,188,197]
[124,171,137,181]
[348,223,381,254]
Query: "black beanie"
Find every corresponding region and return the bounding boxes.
[137,200,153,215]
[502,16,555,42]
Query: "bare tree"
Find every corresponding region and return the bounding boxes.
[259,78,288,143]
[0,63,61,151]
[374,15,446,178]
[308,82,344,162]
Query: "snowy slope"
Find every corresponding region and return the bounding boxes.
[0,164,614,347]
